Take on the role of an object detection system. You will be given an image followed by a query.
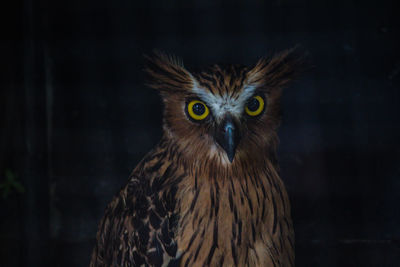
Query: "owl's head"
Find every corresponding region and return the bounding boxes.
[145,50,302,167]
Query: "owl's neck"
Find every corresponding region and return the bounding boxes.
[156,137,289,266]
[160,132,279,177]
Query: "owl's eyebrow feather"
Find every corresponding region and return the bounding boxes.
[190,77,257,120]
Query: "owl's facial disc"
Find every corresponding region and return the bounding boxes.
[215,115,241,163]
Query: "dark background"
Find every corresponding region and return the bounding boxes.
[1,0,400,266]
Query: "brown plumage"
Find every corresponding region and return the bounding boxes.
[90,49,302,267]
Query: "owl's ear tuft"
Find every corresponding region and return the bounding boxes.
[144,50,194,93]
[247,47,308,91]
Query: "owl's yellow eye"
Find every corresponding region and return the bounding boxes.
[245,95,265,116]
[187,100,210,121]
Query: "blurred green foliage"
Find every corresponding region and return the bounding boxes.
[0,170,25,199]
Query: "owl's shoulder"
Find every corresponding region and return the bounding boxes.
[90,147,180,266]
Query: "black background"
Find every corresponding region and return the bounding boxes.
[1,0,400,266]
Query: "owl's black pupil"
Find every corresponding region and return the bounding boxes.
[192,103,205,115]
[247,97,260,111]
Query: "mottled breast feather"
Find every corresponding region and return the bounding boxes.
[90,136,294,267]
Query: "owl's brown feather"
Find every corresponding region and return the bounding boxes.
[90,49,302,267]
[144,51,193,94]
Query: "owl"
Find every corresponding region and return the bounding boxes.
[90,49,302,267]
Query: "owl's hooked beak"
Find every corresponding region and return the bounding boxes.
[215,116,241,163]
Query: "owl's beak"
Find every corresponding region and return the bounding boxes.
[215,116,241,163]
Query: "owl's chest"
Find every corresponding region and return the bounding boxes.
[170,171,293,267]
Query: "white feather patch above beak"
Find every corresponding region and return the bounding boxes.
[191,80,256,121]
